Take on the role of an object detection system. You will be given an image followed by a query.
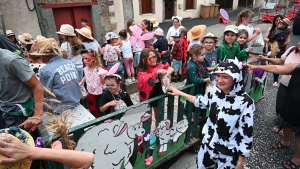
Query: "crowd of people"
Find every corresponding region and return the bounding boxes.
[0,8,299,169]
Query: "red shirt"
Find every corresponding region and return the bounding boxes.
[172,41,184,61]
[180,38,188,62]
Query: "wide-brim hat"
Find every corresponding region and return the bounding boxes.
[187,25,206,41]
[0,127,34,169]
[18,33,34,44]
[6,30,15,37]
[56,24,76,36]
[75,27,94,40]
[153,28,164,36]
[150,18,159,27]
[29,38,62,56]
[280,18,291,27]
[201,32,218,42]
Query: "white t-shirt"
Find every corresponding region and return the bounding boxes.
[189,39,201,47]
[61,42,83,68]
[83,41,100,53]
[166,26,185,41]
[238,24,254,47]
[120,40,133,58]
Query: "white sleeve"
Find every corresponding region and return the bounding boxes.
[166,27,173,40]
[61,42,67,49]
[193,93,209,109]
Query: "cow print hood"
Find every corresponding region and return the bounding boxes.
[211,58,244,96]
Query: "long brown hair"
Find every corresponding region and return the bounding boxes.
[65,36,83,56]
[137,48,160,73]
[77,34,93,43]
[80,48,103,68]
[235,9,254,26]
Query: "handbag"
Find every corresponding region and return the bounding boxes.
[110,92,127,111]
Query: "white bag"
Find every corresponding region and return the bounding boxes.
[205,82,214,94]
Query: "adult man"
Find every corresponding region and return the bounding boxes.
[0,47,43,130]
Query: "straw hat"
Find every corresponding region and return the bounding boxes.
[280,18,291,26]
[75,27,94,40]
[187,25,206,41]
[56,24,76,36]
[29,38,62,56]
[150,18,159,27]
[0,127,34,169]
[6,30,15,37]
[18,33,34,44]
[153,28,164,36]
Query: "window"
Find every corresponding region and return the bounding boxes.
[185,0,195,10]
[142,0,152,14]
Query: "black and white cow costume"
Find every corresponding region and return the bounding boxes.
[195,58,255,169]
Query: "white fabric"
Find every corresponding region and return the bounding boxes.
[189,39,201,47]
[280,46,300,86]
[120,40,133,58]
[166,26,185,40]
[238,24,255,47]
[61,42,83,68]
[83,41,100,53]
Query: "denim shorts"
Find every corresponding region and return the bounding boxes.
[172,59,182,72]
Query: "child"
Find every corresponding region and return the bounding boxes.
[187,25,206,51]
[103,32,125,84]
[217,25,249,62]
[137,48,174,126]
[141,19,154,49]
[171,31,184,82]
[28,52,46,80]
[235,9,262,47]
[115,29,135,84]
[236,29,249,50]
[185,44,211,86]
[201,32,218,71]
[98,74,133,116]
[180,28,188,68]
[79,49,105,118]
[153,28,170,65]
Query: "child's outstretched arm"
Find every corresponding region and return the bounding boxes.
[167,87,196,103]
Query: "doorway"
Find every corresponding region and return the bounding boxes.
[215,0,233,9]
[164,0,174,20]
[238,0,253,8]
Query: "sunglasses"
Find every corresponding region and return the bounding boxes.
[148,56,158,62]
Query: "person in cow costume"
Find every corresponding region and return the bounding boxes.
[168,58,255,169]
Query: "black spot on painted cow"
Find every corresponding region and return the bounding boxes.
[140,91,146,98]
[216,118,231,142]
[242,123,253,138]
[221,106,241,116]
[33,67,39,75]
[148,78,155,86]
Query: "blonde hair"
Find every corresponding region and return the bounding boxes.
[270,42,280,58]
[65,36,83,56]
[235,9,255,26]
[81,49,103,68]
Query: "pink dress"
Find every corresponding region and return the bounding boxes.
[84,67,105,95]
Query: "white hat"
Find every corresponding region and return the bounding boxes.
[75,27,94,40]
[153,28,164,36]
[224,25,238,34]
[6,30,15,37]
[150,18,159,27]
[18,33,34,44]
[105,32,119,40]
[201,32,218,42]
[56,24,76,36]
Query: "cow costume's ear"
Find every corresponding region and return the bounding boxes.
[234,57,243,70]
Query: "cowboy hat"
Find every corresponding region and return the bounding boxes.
[150,18,159,27]
[201,32,218,42]
[56,24,76,36]
[187,25,206,41]
[153,28,164,36]
[75,27,94,40]
[6,30,15,37]
[29,38,62,56]
[18,33,34,44]
[0,127,34,169]
[280,18,291,27]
